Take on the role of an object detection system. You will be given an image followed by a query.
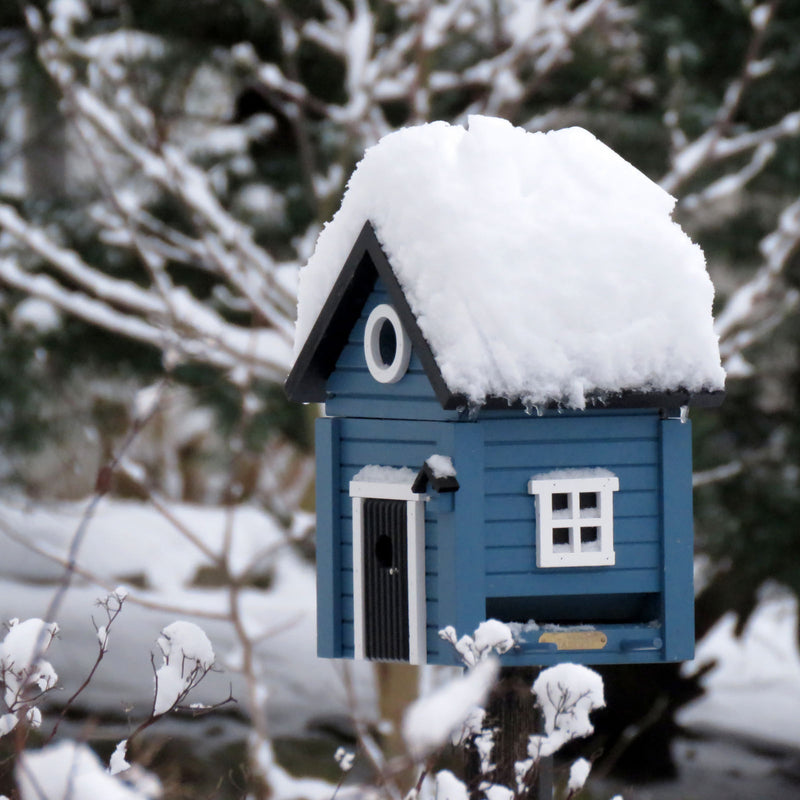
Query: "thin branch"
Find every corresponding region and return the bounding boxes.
[0,517,230,621]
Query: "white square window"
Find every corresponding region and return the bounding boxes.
[527,470,619,568]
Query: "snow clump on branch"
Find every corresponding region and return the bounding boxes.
[153,620,215,716]
[0,618,59,737]
[529,663,605,758]
[439,619,515,667]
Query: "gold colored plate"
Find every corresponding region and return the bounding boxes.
[539,631,608,650]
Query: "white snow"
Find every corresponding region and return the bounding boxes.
[483,784,514,800]
[0,495,375,735]
[109,739,130,776]
[153,621,215,715]
[680,593,800,750]
[48,0,89,38]
[16,740,159,800]
[351,464,417,484]
[433,770,468,800]
[294,116,725,409]
[11,298,61,333]
[567,757,592,792]
[333,746,354,772]
[439,620,514,667]
[529,663,605,757]
[402,657,498,759]
[530,467,615,481]
[472,619,515,655]
[0,618,59,714]
[425,455,456,479]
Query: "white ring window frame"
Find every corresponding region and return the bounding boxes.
[350,474,428,664]
[528,473,619,568]
[364,303,412,384]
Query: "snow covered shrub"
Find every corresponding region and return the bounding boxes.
[0,594,227,799]
[17,740,162,800]
[515,664,606,796]
[439,620,516,667]
[400,624,612,800]
[0,618,59,737]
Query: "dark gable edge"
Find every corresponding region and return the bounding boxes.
[284,221,455,405]
[284,223,379,402]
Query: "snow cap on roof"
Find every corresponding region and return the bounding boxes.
[294,116,725,408]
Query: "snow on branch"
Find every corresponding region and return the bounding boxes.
[514,664,605,794]
[249,0,630,145]
[439,620,515,668]
[715,196,800,369]
[0,206,293,380]
[0,6,305,388]
[0,618,59,737]
[661,1,795,197]
[152,621,216,716]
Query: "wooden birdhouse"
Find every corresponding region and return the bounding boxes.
[285,118,725,666]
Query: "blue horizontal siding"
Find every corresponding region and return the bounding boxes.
[485,542,660,574]
[336,342,427,373]
[486,568,660,597]
[340,417,442,442]
[331,365,438,398]
[482,413,660,442]
[324,278,456,421]
[480,413,662,604]
[341,440,441,467]
[484,439,659,469]
[326,396,456,420]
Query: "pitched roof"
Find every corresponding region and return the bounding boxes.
[288,117,726,410]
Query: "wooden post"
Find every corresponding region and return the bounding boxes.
[466,667,552,800]
[377,661,420,791]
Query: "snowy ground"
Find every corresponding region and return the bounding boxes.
[2,495,800,792]
[0,495,375,736]
[680,593,800,751]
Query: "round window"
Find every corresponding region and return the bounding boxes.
[364,303,411,383]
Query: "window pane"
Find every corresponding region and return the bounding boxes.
[553,527,571,546]
[378,319,397,366]
[580,526,600,552]
[579,492,598,510]
[552,493,570,512]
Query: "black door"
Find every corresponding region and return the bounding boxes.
[363,499,409,661]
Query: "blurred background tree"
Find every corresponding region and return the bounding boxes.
[0,0,799,784]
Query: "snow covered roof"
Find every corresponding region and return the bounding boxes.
[288,116,725,409]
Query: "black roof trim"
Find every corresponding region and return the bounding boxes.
[285,221,454,404]
[453,388,726,412]
[412,461,460,494]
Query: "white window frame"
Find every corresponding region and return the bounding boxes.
[364,303,412,384]
[350,473,427,663]
[527,473,619,568]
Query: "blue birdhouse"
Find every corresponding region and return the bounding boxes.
[285,118,725,667]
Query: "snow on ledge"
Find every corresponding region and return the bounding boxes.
[352,465,417,484]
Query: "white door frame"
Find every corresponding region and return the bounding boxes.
[350,474,427,664]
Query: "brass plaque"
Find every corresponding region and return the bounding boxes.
[539,631,608,650]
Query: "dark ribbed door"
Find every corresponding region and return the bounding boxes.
[363,499,409,661]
